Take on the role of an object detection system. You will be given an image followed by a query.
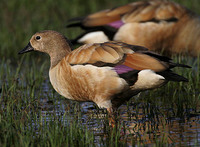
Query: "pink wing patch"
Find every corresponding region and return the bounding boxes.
[114,65,134,74]
[108,20,124,29]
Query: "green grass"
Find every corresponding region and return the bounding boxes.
[0,0,200,146]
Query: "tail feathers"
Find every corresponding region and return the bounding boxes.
[143,52,191,69]
[67,16,85,24]
[174,63,191,68]
[66,16,88,30]
[157,70,189,82]
[66,22,87,30]
[168,62,191,69]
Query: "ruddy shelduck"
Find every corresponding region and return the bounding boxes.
[19,30,190,127]
[67,0,200,56]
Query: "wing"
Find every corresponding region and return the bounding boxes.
[64,41,171,72]
[122,0,187,23]
[69,0,189,28]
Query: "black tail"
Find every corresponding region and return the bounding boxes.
[157,70,189,82]
[67,22,83,28]
[66,16,90,30]
[67,16,85,22]
[173,63,191,68]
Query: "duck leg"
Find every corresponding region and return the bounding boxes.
[107,107,117,128]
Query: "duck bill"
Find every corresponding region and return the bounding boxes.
[18,42,34,54]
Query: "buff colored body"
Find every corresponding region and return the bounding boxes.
[68,0,200,56]
[49,62,127,109]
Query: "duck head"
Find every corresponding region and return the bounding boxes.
[19,30,73,68]
[19,30,72,55]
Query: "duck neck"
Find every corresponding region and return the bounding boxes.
[50,49,70,69]
[49,36,73,69]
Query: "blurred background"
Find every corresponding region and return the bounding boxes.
[1,0,200,60]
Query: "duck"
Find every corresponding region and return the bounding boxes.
[67,0,200,56]
[19,30,190,127]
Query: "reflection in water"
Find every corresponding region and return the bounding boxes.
[119,104,200,146]
[38,95,200,146]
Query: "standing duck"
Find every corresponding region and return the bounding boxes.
[67,0,200,56]
[19,30,189,127]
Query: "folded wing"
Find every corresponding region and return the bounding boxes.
[65,41,173,72]
[68,0,188,28]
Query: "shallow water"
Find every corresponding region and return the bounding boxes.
[38,93,200,146]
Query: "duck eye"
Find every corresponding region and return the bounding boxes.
[36,36,41,40]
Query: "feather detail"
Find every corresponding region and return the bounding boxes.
[123,53,167,72]
[65,41,135,65]
[65,41,175,73]
[77,1,188,27]
[83,10,120,27]
[122,1,185,23]
[83,3,135,27]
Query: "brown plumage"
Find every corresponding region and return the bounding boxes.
[19,30,189,127]
[67,0,200,56]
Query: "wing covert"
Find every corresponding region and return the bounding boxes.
[64,41,170,72]
[65,41,134,65]
[82,0,188,27]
